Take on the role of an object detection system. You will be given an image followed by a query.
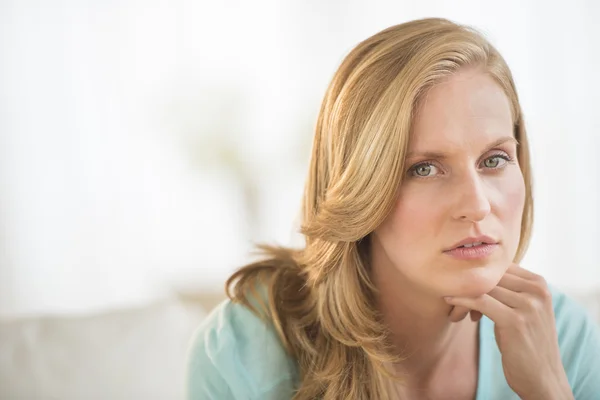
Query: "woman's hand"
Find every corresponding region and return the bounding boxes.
[444,264,573,400]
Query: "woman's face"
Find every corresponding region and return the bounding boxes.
[372,67,525,298]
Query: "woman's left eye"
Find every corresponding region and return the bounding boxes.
[482,154,511,169]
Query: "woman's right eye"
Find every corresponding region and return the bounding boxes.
[409,162,439,178]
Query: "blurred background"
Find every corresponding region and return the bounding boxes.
[1,0,599,399]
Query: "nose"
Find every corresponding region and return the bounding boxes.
[452,170,492,222]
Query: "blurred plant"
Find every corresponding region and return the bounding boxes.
[162,84,260,240]
[161,83,315,243]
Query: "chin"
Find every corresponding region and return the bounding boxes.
[447,260,508,297]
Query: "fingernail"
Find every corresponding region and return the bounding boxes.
[444,296,453,301]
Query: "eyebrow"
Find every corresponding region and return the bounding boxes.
[406,136,520,160]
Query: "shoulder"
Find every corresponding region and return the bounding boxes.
[185,298,298,400]
[548,285,600,397]
[549,284,599,345]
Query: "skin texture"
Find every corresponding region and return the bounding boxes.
[370,67,526,397]
[370,67,572,399]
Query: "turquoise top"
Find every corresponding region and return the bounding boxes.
[186,285,600,399]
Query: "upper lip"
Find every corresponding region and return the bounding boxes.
[445,235,498,251]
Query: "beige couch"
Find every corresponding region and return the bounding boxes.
[0,293,214,400]
[0,288,599,400]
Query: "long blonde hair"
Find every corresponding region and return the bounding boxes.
[226,17,533,399]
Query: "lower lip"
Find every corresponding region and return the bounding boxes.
[444,243,498,260]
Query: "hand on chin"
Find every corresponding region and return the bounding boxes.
[445,263,507,323]
[448,304,483,323]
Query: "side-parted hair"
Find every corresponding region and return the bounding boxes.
[226,17,533,400]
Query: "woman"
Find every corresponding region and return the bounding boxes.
[187,18,600,399]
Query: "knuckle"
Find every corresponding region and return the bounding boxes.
[523,296,537,310]
[513,312,528,329]
[529,275,552,300]
[477,294,488,307]
[538,286,552,302]
[533,273,547,286]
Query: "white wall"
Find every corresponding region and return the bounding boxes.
[1,0,598,317]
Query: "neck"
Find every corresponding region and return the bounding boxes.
[371,252,478,387]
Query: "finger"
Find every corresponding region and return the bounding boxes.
[506,264,540,281]
[504,265,550,299]
[444,294,513,326]
[497,272,532,293]
[448,305,470,323]
[487,285,524,308]
[470,310,482,322]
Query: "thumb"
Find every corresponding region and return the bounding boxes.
[470,310,483,322]
[448,305,470,322]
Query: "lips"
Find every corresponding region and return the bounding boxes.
[445,235,498,252]
[444,243,498,260]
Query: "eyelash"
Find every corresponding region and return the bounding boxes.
[408,152,515,179]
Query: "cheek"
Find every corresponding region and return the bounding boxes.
[385,193,441,248]
[498,170,526,222]
[493,170,526,259]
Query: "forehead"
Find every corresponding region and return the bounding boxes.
[409,69,513,149]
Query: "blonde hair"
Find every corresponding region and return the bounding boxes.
[226,17,533,399]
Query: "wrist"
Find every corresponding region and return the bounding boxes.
[528,379,573,400]
[551,374,574,400]
[551,384,574,400]
[517,373,573,400]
